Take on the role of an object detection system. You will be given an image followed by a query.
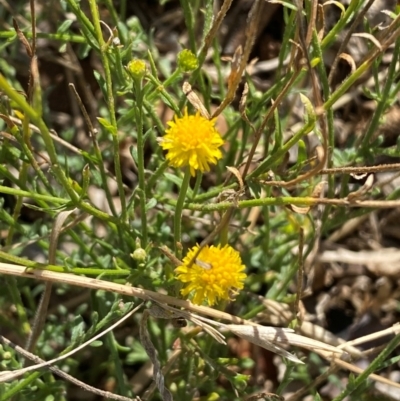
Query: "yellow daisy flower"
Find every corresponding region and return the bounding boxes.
[159,109,224,176]
[175,244,247,306]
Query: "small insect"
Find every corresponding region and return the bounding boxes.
[195,259,212,270]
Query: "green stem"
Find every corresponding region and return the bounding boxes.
[145,72,181,115]
[91,136,118,217]
[173,168,191,256]
[159,68,182,90]
[87,0,127,224]
[0,30,86,43]
[0,250,130,276]
[134,78,148,247]
[180,0,196,52]
[172,195,390,213]
[311,28,336,228]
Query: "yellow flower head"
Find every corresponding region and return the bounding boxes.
[159,109,224,176]
[175,244,247,306]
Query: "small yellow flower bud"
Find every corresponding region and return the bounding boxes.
[127,59,146,79]
[177,49,198,72]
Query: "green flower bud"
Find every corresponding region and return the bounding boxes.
[3,351,12,360]
[127,59,146,79]
[177,49,198,72]
[131,248,147,262]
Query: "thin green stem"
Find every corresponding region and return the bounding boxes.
[193,183,237,202]
[102,0,119,27]
[172,195,394,213]
[145,72,181,114]
[90,137,118,217]
[0,30,86,43]
[173,168,191,256]
[0,250,130,276]
[87,0,127,224]
[180,0,196,52]
[134,77,148,247]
